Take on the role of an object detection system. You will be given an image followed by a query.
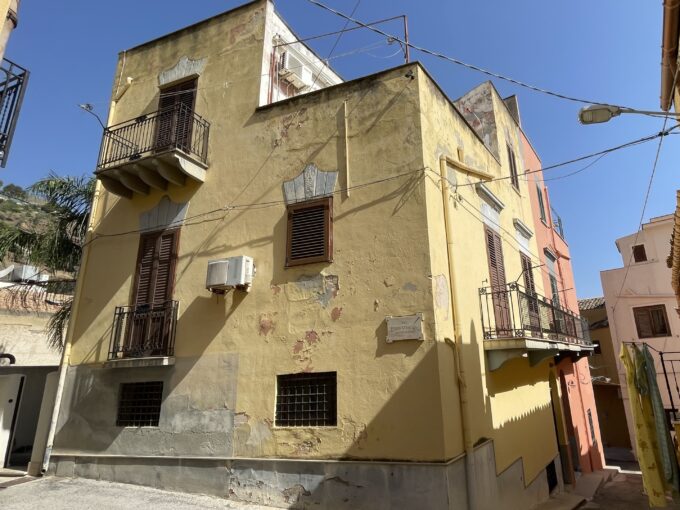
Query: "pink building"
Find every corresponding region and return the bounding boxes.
[518,99,605,480]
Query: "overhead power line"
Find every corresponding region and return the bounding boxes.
[305,0,633,108]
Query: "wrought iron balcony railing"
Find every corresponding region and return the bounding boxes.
[479,283,591,346]
[0,59,29,168]
[96,103,210,171]
[108,300,178,360]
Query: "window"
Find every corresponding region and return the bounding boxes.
[156,79,197,153]
[276,372,337,427]
[485,226,511,335]
[507,145,519,189]
[549,274,560,307]
[537,184,547,223]
[633,305,671,338]
[133,229,179,306]
[286,197,333,267]
[632,244,647,263]
[117,381,163,427]
[520,252,540,332]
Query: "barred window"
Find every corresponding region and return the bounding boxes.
[116,381,163,427]
[275,372,337,427]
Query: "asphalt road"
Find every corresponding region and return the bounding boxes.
[0,477,275,510]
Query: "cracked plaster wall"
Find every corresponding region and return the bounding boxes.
[59,1,453,468]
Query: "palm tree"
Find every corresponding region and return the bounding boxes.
[0,173,95,348]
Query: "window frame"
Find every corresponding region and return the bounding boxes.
[116,381,164,427]
[275,372,337,427]
[633,304,671,339]
[537,184,547,224]
[131,228,180,307]
[507,144,519,190]
[285,196,333,267]
[632,244,647,263]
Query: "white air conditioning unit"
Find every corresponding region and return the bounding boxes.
[279,51,313,90]
[206,256,255,292]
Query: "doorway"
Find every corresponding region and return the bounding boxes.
[0,373,24,468]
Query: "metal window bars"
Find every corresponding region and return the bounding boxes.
[0,58,28,168]
[479,282,592,345]
[96,102,210,171]
[108,300,178,360]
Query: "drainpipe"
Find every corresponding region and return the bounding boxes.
[0,352,16,364]
[439,158,477,510]
[40,83,115,473]
[661,0,680,111]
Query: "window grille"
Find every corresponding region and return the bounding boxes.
[116,381,163,427]
[276,372,337,427]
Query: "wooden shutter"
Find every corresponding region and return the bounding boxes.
[286,197,333,267]
[156,79,197,152]
[634,308,654,338]
[485,226,511,335]
[520,253,536,294]
[133,229,179,306]
[507,145,518,188]
[134,234,157,306]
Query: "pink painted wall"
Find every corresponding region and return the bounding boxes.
[519,128,605,474]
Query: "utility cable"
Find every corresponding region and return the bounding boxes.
[611,68,680,313]
[305,0,638,109]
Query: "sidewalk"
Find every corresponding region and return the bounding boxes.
[583,472,680,510]
[0,477,277,510]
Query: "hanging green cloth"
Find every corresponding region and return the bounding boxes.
[621,343,667,507]
[641,344,680,493]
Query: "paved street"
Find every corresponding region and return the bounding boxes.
[0,477,276,510]
[583,472,680,510]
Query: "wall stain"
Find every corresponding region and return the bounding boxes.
[331,307,343,321]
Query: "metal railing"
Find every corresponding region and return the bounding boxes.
[96,103,210,171]
[0,59,29,168]
[108,300,178,360]
[480,282,591,345]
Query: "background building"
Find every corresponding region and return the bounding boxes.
[601,214,679,449]
[48,1,595,508]
[578,297,631,452]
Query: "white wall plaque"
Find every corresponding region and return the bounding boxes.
[386,313,424,342]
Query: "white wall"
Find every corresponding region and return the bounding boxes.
[601,214,678,450]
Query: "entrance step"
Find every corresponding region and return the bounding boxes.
[573,471,608,500]
[531,492,586,510]
[0,468,26,477]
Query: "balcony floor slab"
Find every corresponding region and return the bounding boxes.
[103,356,175,369]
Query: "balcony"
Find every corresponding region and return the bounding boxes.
[0,58,29,168]
[105,300,178,368]
[95,103,210,198]
[479,283,593,370]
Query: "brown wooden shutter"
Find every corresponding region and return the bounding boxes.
[484,226,511,335]
[634,308,654,338]
[520,253,536,295]
[286,197,333,267]
[134,233,157,307]
[133,229,179,306]
[156,79,197,152]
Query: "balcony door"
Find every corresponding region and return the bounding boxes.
[127,229,179,356]
[485,226,512,337]
[155,79,197,154]
[520,252,541,334]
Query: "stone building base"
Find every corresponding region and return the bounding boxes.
[49,440,560,509]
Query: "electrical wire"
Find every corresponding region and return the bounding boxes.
[450,124,679,189]
[82,166,427,246]
[305,0,638,109]
[611,67,680,313]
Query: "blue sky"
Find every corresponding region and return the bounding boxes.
[6,1,676,298]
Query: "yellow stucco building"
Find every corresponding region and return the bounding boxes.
[48,2,594,508]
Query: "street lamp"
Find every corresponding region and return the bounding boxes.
[578,104,675,125]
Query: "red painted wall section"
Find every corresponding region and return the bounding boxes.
[519,127,605,474]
